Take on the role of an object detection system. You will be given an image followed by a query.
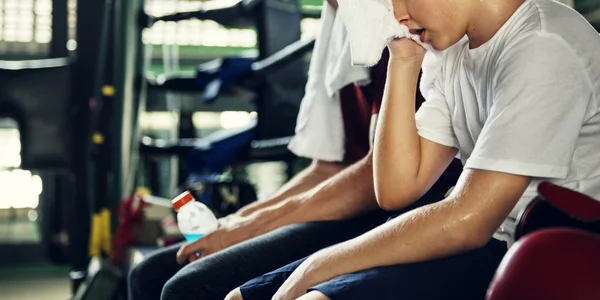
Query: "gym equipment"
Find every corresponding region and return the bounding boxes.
[69,0,315,298]
[140,0,314,217]
[144,0,321,28]
[144,0,308,143]
[142,39,314,217]
[0,58,87,275]
[0,58,72,171]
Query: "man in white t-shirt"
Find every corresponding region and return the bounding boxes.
[228,0,600,299]
[128,1,463,299]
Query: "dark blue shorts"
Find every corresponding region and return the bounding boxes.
[239,238,507,300]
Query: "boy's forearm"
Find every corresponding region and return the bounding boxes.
[373,60,422,204]
[236,160,346,217]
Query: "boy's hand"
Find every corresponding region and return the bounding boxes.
[388,38,426,65]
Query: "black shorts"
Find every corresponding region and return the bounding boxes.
[239,238,507,300]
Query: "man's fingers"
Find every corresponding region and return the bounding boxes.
[176,240,205,265]
[201,248,215,257]
[176,246,188,265]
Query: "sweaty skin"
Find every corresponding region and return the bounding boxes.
[266,0,534,299]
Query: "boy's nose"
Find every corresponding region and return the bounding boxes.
[392,0,410,23]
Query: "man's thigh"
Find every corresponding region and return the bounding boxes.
[161,211,391,300]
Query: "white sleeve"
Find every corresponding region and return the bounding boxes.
[415,59,460,148]
[465,34,593,178]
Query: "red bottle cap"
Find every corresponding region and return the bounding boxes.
[172,191,194,211]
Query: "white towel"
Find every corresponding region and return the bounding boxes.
[337,0,436,67]
[336,0,445,114]
[288,3,371,162]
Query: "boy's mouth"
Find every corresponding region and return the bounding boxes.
[410,28,427,42]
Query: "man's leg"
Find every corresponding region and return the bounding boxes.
[160,210,392,300]
[128,216,387,300]
[162,176,455,300]
[238,239,507,300]
[128,243,183,300]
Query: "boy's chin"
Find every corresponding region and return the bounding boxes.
[428,40,450,52]
[434,34,470,51]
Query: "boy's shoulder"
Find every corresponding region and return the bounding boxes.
[501,0,600,76]
[522,0,600,53]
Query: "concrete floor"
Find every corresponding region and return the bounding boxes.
[0,274,70,300]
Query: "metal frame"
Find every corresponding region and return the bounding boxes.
[51,0,69,58]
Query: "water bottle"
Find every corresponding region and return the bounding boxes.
[171,191,218,242]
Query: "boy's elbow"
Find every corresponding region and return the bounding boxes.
[374,173,426,211]
[451,226,489,251]
[453,214,496,250]
[375,189,416,211]
[377,197,401,211]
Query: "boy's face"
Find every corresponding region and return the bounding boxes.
[393,0,469,50]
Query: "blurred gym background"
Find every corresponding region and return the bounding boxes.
[0,0,323,298]
[0,0,598,299]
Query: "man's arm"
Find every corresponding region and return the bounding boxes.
[235,160,347,217]
[177,151,379,263]
[272,169,530,299]
[229,150,380,235]
[252,151,379,228]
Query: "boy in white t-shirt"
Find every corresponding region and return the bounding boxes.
[228,0,600,299]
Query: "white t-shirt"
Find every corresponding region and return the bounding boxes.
[416,0,600,244]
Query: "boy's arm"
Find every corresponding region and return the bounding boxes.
[272,169,530,300]
[235,160,347,217]
[373,45,457,210]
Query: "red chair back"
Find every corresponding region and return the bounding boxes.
[487,228,600,300]
[514,182,600,240]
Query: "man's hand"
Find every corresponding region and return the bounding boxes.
[176,215,256,264]
[388,38,426,64]
[217,213,243,228]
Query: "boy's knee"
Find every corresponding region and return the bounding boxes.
[296,291,331,300]
[225,288,244,300]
